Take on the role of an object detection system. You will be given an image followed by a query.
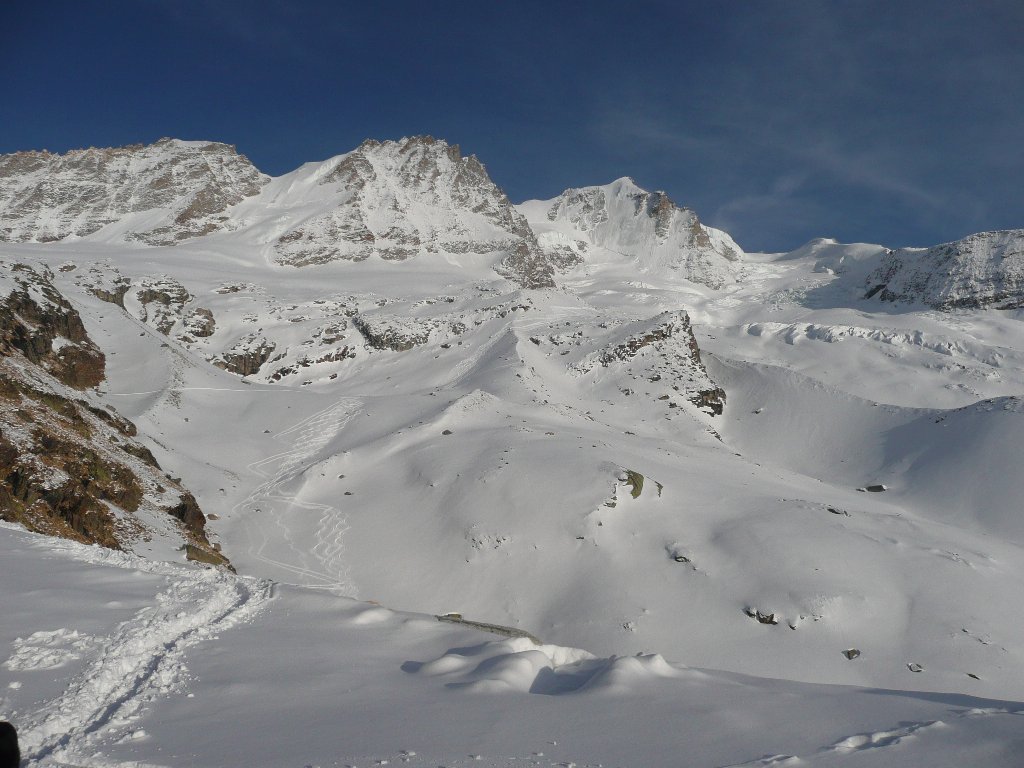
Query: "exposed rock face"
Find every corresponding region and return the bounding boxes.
[214,333,276,376]
[520,177,744,289]
[183,307,216,338]
[0,262,105,388]
[354,313,430,352]
[132,276,192,334]
[0,262,228,567]
[864,229,1024,309]
[0,366,226,566]
[572,310,725,415]
[273,136,556,288]
[0,138,267,244]
[76,263,132,308]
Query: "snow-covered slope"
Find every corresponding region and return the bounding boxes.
[519,177,744,288]
[4,522,1024,768]
[0,138,267,244]
[864,229,1024,309]
[3,229,1020,702]
[786,236,888,275]
[4,135,1024,766]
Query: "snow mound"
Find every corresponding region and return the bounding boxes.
[407,636,688,695]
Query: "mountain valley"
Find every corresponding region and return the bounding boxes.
[2,136,1024,767]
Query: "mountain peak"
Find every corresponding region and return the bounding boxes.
[518,179,743,289]
[606,175,643,192]
[0,138,268,245]
[270,136,555,288]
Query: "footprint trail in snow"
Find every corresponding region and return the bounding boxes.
[12,542,272,767]
[234,397,361,595]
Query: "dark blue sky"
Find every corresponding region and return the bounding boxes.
[3,1,1022,252]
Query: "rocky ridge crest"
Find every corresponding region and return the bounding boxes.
[864,229,1024,309]
[0,138,267,244]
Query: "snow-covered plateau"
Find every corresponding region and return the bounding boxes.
[2,137,1024,767]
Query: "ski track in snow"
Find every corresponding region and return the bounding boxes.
[234,397,361,595]
[14,541,272,767]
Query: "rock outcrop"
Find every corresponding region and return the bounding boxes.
[587,310,725,414]
[0,262,105,388]
[131,275,193,334]
[214,333,277,377]
[0,262,228,567]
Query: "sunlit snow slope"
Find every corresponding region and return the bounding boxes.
[3,522,1023,768]
[3,137,1024,768]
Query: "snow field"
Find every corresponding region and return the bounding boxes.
[3,522,1024,767]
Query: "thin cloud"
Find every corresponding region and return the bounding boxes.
[590,109,723,159]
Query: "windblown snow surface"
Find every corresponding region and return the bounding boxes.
[3,145,1024,765]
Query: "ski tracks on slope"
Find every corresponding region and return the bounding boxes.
[235,397,361,595]
[16,544,273,767]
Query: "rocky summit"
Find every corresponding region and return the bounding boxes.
[0,138,268,245]
[519,177,744,289]
[269,136,556,288]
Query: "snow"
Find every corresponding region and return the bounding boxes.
[2,522,1023,767]
[2,138,1024,765]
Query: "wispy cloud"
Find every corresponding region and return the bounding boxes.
[591,110,721,157]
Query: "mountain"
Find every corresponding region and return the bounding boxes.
[518,177,744,288]
[0,136,556,289]
[0,138,267,245]
[3,134,1024,767]
[258,136,555,288]
[864,229,1024,309]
